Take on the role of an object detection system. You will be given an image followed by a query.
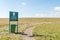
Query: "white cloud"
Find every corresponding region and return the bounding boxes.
[35,14,40,16]
[21,2,26,6]
[53,7,60,17]
[54,7,60,11]
[20,6,60,18]
[34,12,60,18]
[35,13,46,17]
[34,7,60,18]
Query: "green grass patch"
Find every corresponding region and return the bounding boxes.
[33,23,60,40]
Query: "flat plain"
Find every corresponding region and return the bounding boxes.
[0,18,60,40]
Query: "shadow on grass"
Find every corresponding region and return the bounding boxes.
[28,34,44,37]
[14,32,28,35]
[13,32,55,39]
[28,34,55,38]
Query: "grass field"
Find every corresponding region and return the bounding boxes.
[33,22,60,40]
[0,18,60,40]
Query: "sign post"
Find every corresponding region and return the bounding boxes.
[9,11,18,33]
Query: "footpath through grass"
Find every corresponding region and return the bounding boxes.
[0,23,34,40]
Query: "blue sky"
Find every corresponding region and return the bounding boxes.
[0,0,60,18]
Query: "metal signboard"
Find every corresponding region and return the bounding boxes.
[10,11,18,21]
[9,11,18,33]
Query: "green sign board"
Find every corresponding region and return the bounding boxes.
[10,11,18,21]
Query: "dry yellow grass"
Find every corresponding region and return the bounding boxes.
[0,18,60,40]
[0,18,60,24]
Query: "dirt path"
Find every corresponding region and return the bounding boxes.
[22,26,35,40]
[22,22,56,40]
